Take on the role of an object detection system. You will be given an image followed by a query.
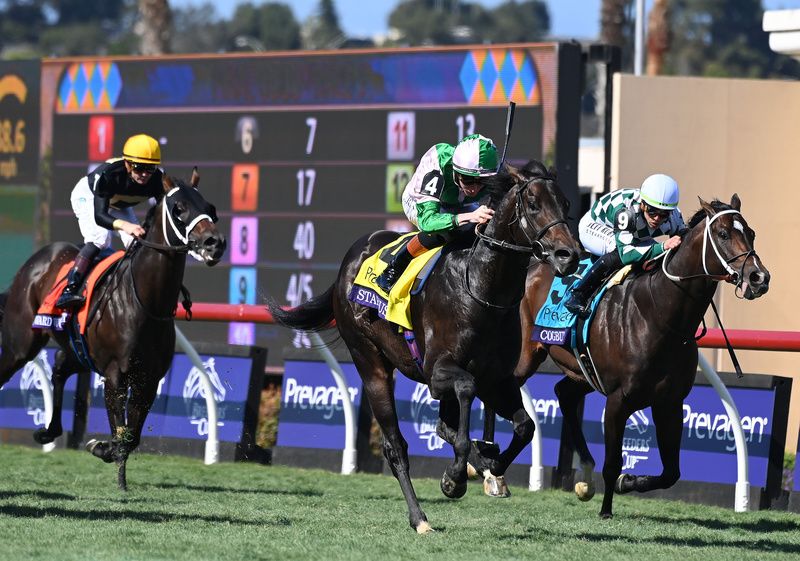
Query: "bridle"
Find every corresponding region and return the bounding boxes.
[134,186,215,258]
[465,176,568,309]
[127,186,215,319]
[661,209,759,298]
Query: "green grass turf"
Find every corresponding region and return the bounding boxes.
[0,444,798,561]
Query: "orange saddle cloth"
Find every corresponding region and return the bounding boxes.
[33,251,125,334]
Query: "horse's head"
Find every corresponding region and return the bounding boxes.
[158,169,226,266]
[687,194,769,300]
[486,160,581,276]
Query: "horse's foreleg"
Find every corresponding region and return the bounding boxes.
[616,399,682,495]
[478,376,535,497]
[431,364,476,500]
[599,390,633,519]
[33,351,80,445]
[357,354,431,534]
[554,375,596,501]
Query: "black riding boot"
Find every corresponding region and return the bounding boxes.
[375,245,414,293]
[564,251,623,319]
[56,244,100,309]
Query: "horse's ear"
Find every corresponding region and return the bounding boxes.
[730,193,741,211]
[191,166,200,188]
[506,163,524,183]
[698,196,715,217]
[162,175,175,192]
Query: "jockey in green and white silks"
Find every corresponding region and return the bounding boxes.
[375,134,498,293]
[564,173,686,318]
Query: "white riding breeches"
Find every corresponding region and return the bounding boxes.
[578,213,616,257]
[70,177,137,249]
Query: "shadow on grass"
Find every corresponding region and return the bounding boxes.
[0,490,76,501]
[143,481,323,497]
[0,503,291,527]
[642,514,800,533]
[505,527,800,554]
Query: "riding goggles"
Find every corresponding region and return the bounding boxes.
[642,203,671,219]
[128,161,157,174]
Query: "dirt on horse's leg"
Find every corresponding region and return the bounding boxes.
[616,399,682,495]
[599,390,632,519]
[554,375,596,501]
[430,364,475,501]
[357,355,431,534]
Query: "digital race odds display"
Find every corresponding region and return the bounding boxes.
[48,46,558,363]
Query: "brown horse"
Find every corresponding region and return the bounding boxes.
[0,171,225,490]
[513,194,769,518]
[266,162,581,532]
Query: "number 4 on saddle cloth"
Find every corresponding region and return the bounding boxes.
[532,255,632,394]
[348,232,442,330]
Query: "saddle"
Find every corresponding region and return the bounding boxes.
[33,251,125,335]
[531,257,633,395]
[348,233,442,330]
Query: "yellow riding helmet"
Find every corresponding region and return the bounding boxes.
[122,134,161,165]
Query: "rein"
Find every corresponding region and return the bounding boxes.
[464,176,567,309]
[658,208,754,377]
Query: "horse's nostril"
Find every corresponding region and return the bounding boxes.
[749,271,765,285]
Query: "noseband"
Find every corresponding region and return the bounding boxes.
[466,176,567,308]
[135,187,215,256]
[662,209,759,297]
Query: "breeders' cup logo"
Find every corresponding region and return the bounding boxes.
[602,407,652,471]
[19,350,51,426]
[183,357,226,436]
[410,383,445,451]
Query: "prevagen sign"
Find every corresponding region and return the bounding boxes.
[394,371,564,466]
[0,348,76,433]
[277,360,363,449]
[582,383,776,487]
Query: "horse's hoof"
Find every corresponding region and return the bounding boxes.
[574,481,595,502]
[615,473,634,494]
[600,512,613,520]
[466,462,479,480]
[415,521,434,534]
[483,473,510,498]
[440,472,467,499]
[33,428,57,445]
[86,439,115,464]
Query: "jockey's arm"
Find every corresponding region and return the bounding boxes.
[93,192,117,230]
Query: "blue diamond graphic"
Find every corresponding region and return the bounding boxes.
[479,54,498,96]
[58,71,73,107]
[498,51,518,98]
[88,64,105,106]
[105,64,122,107]
[72,65,88,106]
[459,54,478,100]
[518,56,537,99]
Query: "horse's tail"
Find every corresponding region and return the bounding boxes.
[266,284,335,332]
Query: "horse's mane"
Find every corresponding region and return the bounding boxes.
[483,159,557,207]
[687,199,730,228]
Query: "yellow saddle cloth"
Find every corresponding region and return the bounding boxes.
[351,232,441,329]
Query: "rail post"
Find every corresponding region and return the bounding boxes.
[174,326,219,465]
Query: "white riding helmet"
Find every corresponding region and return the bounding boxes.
[452,134,498,177]
[640,173,679,210]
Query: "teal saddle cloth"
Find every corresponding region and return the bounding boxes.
[531,256,609,347]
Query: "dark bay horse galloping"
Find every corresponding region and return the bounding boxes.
[515,194,769,518]
[0,171,225,490]
[267,162,581,533]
